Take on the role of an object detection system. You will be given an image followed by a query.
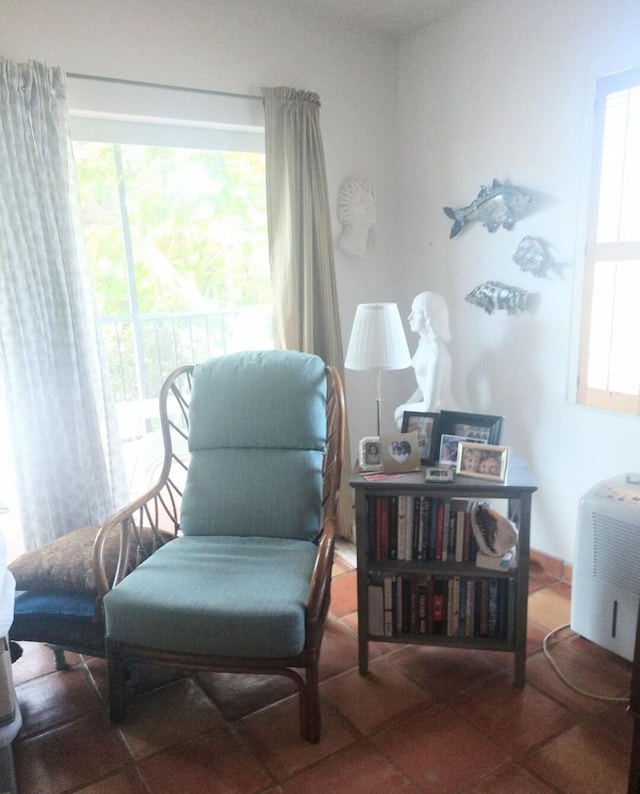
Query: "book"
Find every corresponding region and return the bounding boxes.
[388,496,398,560]
[383,575,395,636]
[404,496,414,561]
[377,496,389,560]
[476,549,515,570]
[397,495,407,561]
[368,573,384,636]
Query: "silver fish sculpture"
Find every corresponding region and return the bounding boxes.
[512,235,551,278]
[465,281,528,315]
[444,179,531,238]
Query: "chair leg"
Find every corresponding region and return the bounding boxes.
[629,712,640,793]
[47,645,71,671]
[106,640,127,723]
[304,663,321,744]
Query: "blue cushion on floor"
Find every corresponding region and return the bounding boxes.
[103,535,318,658]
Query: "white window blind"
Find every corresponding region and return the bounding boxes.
[579,68,640,414]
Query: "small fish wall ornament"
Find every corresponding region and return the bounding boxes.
[512,236,551,278]
[465,281,529,315]
[443,179,532,238]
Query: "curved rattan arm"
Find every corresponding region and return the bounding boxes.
[92,365,194,598]
[305,366,345,645]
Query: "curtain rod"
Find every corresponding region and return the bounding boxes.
[66,72,263,102]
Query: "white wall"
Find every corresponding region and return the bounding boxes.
[0,0,401,465]
[4,0,640,561]
[396,0,640,560]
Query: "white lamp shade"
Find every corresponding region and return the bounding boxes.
[345,303,412,371]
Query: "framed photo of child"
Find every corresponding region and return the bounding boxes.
[401,410,440,465]
[380,432,421,473]
[358,436,383,472]
[456,442,509,482]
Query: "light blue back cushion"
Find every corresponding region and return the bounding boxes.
[180,350,327,541]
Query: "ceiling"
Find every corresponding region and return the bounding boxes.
[294,0,475,38]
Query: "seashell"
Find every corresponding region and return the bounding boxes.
[470,503,518,556]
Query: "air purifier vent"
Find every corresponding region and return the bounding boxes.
[592,512,640,595]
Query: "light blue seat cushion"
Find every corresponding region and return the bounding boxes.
[180,350,327,541]
[103,536,318,657]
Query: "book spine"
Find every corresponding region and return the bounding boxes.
[377,496,389,561]
[432,578,445,635]
[418,576,428,634]
[397,495,406,562]
[458,577,467,637]
[435,500,445,561]
[388,496,398,560]
[368,572,384,636]
[383,574,395,637]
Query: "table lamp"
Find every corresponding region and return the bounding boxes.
[345,302,412,435]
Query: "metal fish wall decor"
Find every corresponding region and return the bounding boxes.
[465,281,529,315]
[443,179,531,238]
[512,236,551,278]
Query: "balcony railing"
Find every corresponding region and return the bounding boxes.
[101,305,273,439]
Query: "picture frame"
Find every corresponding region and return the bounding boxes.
[358,436,383,472]
[438,410,503,446]
[438,433,474,468]
[400,410,440,465]
[380,432,421,473]
[456,441,509,482]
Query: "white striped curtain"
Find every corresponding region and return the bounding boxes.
[261,87,353,540]
[0,59,127,549]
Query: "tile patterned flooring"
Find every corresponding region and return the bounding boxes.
[8,552,633,793]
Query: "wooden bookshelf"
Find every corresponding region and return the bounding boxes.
[349,455,537,686]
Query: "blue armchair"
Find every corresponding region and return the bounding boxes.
[93,350,345,743]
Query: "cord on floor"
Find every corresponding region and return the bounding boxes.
[543,623,629,703]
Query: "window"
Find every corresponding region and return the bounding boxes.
[73,140,272,439]
[578,68,640,414]
[67,77,271,441]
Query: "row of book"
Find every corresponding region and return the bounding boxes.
[365,495,481,563]
[367,572,510,640]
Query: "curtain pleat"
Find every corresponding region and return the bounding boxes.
[0,59,127,549]
[262,87,353,541]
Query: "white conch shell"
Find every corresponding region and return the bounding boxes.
[471,503,518,556]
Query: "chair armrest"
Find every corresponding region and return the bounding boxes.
[93,365,194,598]
[305,515,336,646]
[92,476,181,598]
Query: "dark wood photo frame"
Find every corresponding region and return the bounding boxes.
[438,410,503,447]
[401,411,440,465]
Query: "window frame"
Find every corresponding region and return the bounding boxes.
[577,66,640,415]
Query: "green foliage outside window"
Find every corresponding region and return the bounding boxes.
[73,142,272,407]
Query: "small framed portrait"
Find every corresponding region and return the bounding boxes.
[439,434,473,468]
[438,410,503,446]
[380,432,421,473]
[456,442,509,482]
[358,436,383,472]
[401,411,440,465]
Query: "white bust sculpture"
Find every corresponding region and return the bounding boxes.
[395,291,458,426]
[337,177,376,257]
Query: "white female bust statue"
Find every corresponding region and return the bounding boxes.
[394,291,458,426]
[337,177,376,257]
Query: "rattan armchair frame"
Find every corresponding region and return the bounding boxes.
[93,362,345,743]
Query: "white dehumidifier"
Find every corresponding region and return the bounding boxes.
[570,472,640,661]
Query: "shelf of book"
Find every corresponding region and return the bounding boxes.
[350,455,537,686]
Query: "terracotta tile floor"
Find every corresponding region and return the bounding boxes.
[8,552,633,793]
